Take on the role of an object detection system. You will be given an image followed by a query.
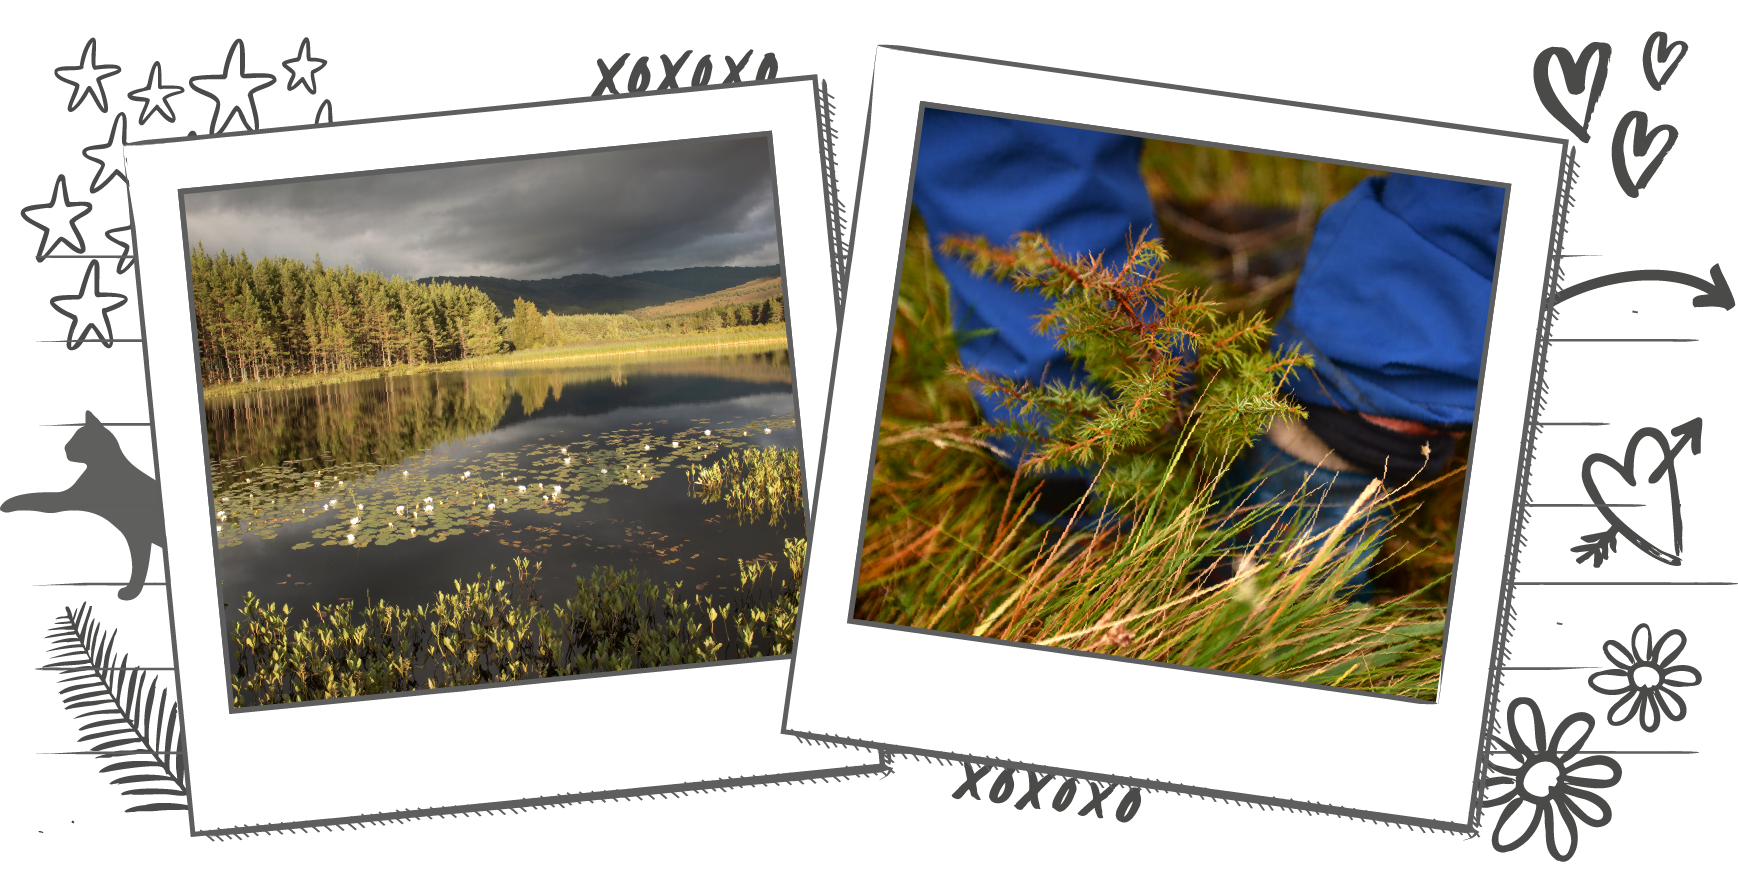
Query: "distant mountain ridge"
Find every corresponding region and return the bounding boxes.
[418,264,781,317]
[626,275,784,319]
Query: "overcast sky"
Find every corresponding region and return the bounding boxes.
[183,136,779,280]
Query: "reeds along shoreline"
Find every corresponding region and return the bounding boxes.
[200,325,790,400]
[686,446,805,526]
[228,552,805,708]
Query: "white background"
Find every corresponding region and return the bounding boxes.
[2,1,1730,865]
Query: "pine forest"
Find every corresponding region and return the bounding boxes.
[190,247,787,387]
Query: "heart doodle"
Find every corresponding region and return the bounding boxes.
[1643,31,1688,90]
[1611,110,1678,198]
[1572,419,1700,567]
[1533,42,1611,143]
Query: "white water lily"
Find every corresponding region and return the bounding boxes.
[314,481,320,487]
[560,447,567,454]
[704,430,711,436]
[346,533,355,542]
[396,505,405,515]
[518,485,527,493]
[565,457,571,464]
[643,445,651,451]
[349,517,359,525]
[403,470,409,476]
[487,503,495,510]
[424,496,433,503]
[553,485,561,495]
[764,428,771,434]
[217,511,226,519]
[216,525,223,532]
[671,441,679,448]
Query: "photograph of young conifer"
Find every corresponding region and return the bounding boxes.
[184,135,811,707]
[856,134,1477,700]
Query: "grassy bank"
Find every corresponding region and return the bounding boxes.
[202,325,789,399]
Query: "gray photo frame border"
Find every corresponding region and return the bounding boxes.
[123,74,883,836]
[784,44,1574,835]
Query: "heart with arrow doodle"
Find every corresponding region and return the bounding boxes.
[1572,418,1701,567]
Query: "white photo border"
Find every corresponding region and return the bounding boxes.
[126,78,874,834]
[785,47,1568,829]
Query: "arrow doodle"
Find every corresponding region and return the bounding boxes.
[1572,418,1701,567]
[1550,265,1731,310]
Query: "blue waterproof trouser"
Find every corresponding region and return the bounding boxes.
[911,108,1156,472]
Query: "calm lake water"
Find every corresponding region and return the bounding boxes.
[204,348,803,624]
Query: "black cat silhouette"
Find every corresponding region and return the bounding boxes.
[2,411,165,600]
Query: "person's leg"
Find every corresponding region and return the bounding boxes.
[910,109,1154,519]
[1212,418,1392,602]
[1215,173,1502,597]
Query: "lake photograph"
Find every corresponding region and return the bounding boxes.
[180,135,808,708]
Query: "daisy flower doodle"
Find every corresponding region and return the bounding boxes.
[1587,623,1701,732]
[1481,697,1622,862]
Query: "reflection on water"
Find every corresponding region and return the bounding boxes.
[206,348,803,621]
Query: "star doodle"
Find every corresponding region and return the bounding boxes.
[51,261,130,349]
[81,113,129,193]
[54,38,121,113]
[20,175,93,261]
[127,61,184,125]
[281,38,327,94]
[104,225,135,274]
[189,39,276,134]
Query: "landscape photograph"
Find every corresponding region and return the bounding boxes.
[856,112,1506,700]
[182,135,808,708]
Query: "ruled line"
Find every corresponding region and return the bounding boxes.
[35,667,176,674]
[1515,581,1736,586]
[33,581,166,587]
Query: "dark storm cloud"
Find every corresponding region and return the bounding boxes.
[183,136,779,279]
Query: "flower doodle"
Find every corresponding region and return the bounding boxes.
[1482,697,1622,861]
[1587,623,1701,732]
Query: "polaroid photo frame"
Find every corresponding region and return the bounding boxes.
[785,46,1567,828]
[126,78,874,833]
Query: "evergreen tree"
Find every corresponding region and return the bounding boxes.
[507,297,545,351]
[188,247,506,385]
